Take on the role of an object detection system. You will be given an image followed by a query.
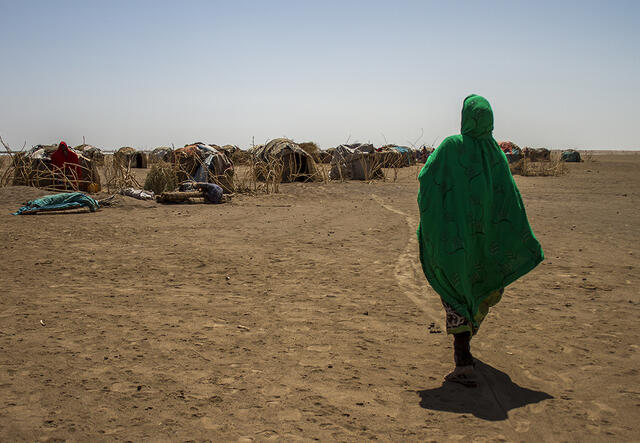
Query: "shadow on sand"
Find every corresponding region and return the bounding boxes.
[417,359,553,421]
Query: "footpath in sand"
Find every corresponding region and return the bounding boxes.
[0,154,638,441]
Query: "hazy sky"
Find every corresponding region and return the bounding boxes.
[1,0,638,151]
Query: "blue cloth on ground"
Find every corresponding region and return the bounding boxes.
[13,192,100,215]
[178,182,224,203]
[195,183,224,204]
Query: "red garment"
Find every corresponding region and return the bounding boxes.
[499,141,516,154]
[51,141,82,188]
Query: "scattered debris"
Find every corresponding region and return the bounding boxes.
[120,188,154,200]
[157,183,229,204]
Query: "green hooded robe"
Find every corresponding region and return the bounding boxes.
[417,95,543,332]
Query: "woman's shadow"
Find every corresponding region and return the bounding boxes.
[417,359,553,421]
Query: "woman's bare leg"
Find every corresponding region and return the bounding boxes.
[445,331,476,384]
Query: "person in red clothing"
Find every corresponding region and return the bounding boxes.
[50,141,82,189]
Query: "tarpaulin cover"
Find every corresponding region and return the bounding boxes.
[14,192,99,215]
[561,150,581,162]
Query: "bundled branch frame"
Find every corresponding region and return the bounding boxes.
[0,136,100,192]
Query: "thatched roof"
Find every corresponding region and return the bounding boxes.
[117,146,137,156]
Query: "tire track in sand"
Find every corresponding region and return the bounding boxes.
[371,194,440,322]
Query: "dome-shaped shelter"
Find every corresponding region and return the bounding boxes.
[11,143,101,192]
[114,147,148,168]
[329,143,383,180]
[173,143,234,193]
[499,141,522,164]
[149,147,174,163]
[74,144,105,166]
[561,149,581,162]
[375,145,414,167]
[523,147,551,162]
[251,138,319,183]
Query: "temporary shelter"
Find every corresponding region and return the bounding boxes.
[215,144,239,157]
[251,138,319,182]
[499,141,522,164]
[173,143,234,192]
[376,145,414,167]
[316,150,333,164]
[329,144,384,180]
[523,147,551,162]
[561,150,581,162]
[149,147,173,163]
[115,147,148,168]
[11,144,101,192]
[74,144,105,166]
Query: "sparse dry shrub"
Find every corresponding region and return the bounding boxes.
[510,158,567,177]
[253,156,284,192]
[230,150,251,165]
[298,141,320,157]
[582,151,595,162]
[144,161,179,194]
[104,155,141,192]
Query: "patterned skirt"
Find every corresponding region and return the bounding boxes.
[442,288,504,335]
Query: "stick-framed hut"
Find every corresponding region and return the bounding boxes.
[115,147,148,168]
[173,143,234,193]
[329,143,384,180]
[10,144,101,192]
[251,138,319,183]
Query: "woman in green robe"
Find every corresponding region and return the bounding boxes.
[417,95,543,383]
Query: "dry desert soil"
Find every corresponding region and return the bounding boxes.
[0,154,639,442]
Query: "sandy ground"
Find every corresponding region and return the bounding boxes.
[0,154,638,442]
